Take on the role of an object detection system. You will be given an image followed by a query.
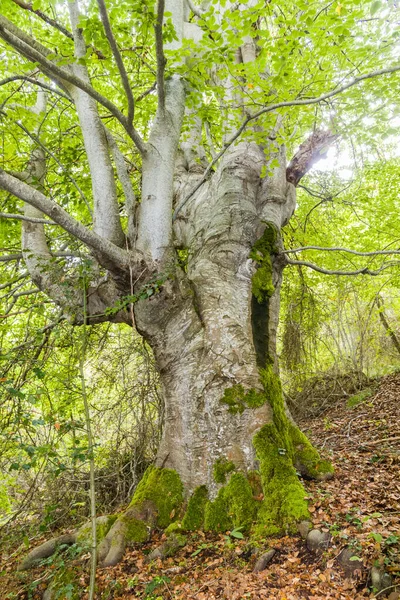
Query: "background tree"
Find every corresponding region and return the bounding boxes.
[1,0,400,568]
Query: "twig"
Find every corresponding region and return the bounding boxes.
[346,414,368,438]
[0,75,70,99]
[361,436,400,446]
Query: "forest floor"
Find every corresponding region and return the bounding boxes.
[1,372,400,600]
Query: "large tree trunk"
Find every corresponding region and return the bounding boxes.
[135,142,289,493]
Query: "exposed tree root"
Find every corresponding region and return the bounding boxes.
[17,533,77,571]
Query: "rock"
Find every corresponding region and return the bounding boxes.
[298,520,312,539]
[371,566,393,595]
[253,549,276,572]
[306,529,331,554]
[337,547,363,577]
[388,592,400,600]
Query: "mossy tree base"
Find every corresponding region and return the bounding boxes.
[19,367,333,572]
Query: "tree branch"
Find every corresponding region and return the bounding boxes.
[173,62,400,220]
[286,129,339,186]
[285,257,400,276]
[282,246,400,257]
[0,169,129,272]
[0,212,56,224]
[0,251,80,262]
[11,0,73,40]
[185,0,204,18]
[0,75,70,100]
[96,0,135,124]
[155,0,166,112]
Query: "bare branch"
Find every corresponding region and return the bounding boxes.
[0,212,56,224]
[0,169,129,272]
[0,75,70,100]
[0,251,81,262]
[173,62,400,220]
[285,257,400,276]
[282,246,400,257]
[136,82,157,103]
[104,128,136,240]
[155,0,166,112]
[96,0,135,125]
[0,253,24,262]
[11,0,73,40]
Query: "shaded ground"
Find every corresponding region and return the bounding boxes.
[2,373,400,599]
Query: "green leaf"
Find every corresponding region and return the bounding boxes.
[370,0,381,14]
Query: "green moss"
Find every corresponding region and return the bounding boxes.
[289,423,334,480]
[221,384,266,414]
[76,514,117,545]
[250,362,334,537]
[181,485,208,531]
[205,473,257,533]
[129,465,184,528]
[252,423,310,537]
[163,533,187,557]
[122,515,149,544]
[346,388,372,408]
[204,489,232,532]
[213,459,236,484]
[250,223,278,304]
[165,521,184,534]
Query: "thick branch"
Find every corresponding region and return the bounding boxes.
[286,130,339,186]
[96,0,135,124]
[0,169,129,272]
[173,63,400,220]
[104,128,136,241]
